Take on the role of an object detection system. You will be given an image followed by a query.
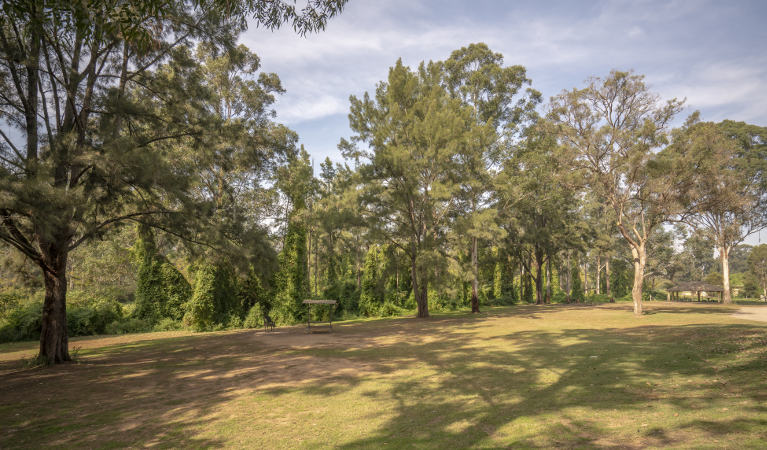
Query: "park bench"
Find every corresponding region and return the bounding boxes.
[302,299,337,333]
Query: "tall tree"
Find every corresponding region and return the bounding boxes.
[344,59,480,318]
[443,43,539,313]
[678,119,767,303]
[550,70,684,315]
[747,244,767,299]
[0,0,346,363]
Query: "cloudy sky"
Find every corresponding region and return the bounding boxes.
[240,0,767,164]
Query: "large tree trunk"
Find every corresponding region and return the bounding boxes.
[720,245,732,304]
[470,236,480,313]
[630,244,646,315]
[411,255,429,318]
[606,258,613,303]
[39,243,70,364]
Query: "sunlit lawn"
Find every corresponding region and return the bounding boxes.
[1,302,766,448]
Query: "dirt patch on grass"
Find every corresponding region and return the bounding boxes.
[732,306,767,323]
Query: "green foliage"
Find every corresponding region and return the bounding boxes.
[571,265,584,303]
[132,226,191,323]
[522,273,534,303]
[359,245,385,316]
[273,220,310,324]
[610,259,632,298]
[0,292,130,342]
[184,264,217,331]
[243,303,265,329]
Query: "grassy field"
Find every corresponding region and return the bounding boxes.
[1,302,766,448]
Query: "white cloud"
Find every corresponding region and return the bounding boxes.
[238,0,767,155]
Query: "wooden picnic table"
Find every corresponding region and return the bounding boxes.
[302,299,337,332]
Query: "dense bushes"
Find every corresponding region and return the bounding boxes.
[0,292,141,343]
[133,226,191,322]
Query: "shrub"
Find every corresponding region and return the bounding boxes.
[184,263,217,331]
[105,318,152,335]
[243,303,265,328]
[0,300,42,342]
[153,318,184,332]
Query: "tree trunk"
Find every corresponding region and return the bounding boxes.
[720,245,732,304]
[565,253,572,303]
[534,251,544,305]
[545,257,552,304]
[39,244,70,364]
[583,259,588,297]
[411,255,429,318]
[596,253,601,295]
[606,258,613,303]
[630,244,646,315]
[470,236,480,313]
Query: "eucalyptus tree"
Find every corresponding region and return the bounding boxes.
[0,0,346,363]
[443,43,540,313]
[343,59,481,318]
[676,119,767,303]
[550,71,685,315]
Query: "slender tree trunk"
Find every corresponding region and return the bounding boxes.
[411,254,429,318]
[630,244,646,315]
[566,253,572,303]
[720,245,732,304]
[583,259,589,297]
[39,243,70,364]
[596,253,601,295]
[606,258,613,303]
[520,264,525,302]
[545,257,552,304]
[470,236,480,313]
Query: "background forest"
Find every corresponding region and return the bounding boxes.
[1,2,766,356]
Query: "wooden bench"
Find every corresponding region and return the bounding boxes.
[302,299,337,332]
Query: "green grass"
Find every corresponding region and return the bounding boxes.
[1,302,766,448]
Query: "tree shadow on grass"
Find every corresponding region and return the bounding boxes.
[275,322,767,448]
[0,306,765,448]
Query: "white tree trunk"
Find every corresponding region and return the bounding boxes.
[720,245,732,304]
[631,244,646,315]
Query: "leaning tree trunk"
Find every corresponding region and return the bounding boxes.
[630,244,646,316]
[470,236,480,313]
[720,245,732,304]
[39,242,71,364]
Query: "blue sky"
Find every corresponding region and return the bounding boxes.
[240,0,767,165]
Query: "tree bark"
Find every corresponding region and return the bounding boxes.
[583,259,588,297]
[470,236,480,313]
[720,245,732,304]
[596,253,601,295]
[39,243,70,364]
[606,258,613,303]
[565,253,572,303]
[630,244,646,315]
[545,257,552,304]
[411,254,429,318]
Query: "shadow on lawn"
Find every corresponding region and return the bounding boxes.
[0,305,765,448]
